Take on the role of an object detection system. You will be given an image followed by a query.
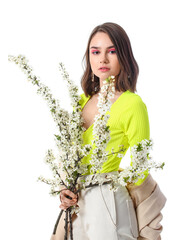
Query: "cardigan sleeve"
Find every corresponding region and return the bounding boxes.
[126,174,166,239]
[125,95,150,185]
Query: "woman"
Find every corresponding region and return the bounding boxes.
[54,22,166,240]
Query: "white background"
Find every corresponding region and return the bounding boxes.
[1,0,182,239]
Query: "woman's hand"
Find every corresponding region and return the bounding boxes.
[59,189,78,210]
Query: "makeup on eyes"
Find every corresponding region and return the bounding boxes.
[90,47,116,54]
[108,48,116,53]
[91,49,100,54]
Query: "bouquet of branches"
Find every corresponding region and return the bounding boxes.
[8,55,164,240]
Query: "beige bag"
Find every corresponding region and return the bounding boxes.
[126,174,166,240]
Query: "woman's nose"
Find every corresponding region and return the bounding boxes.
[100,53,109,64]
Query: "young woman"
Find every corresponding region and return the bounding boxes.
[54,22,166,240]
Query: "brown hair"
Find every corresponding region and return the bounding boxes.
[81,22,139,97]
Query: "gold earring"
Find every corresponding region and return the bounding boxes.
[92,72,94,82]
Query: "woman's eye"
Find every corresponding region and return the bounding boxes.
[109,48,116,54]
[91,50,100,55]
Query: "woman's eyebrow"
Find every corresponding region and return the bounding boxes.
[90,45,115,49]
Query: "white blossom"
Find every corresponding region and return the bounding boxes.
[8,55,164,199]
[108,138,165,192]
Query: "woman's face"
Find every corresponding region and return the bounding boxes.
[89,32,121,82]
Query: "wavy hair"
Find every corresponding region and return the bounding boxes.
[81,22,139,97]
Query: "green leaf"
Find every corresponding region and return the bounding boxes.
[73,171,78,177]
[54,134,61,140]
[105,126,110,131]
[160,162,165,169]
[123,176,130,182]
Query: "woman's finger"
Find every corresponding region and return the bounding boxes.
[59,200,77,210]
[61,197,78,205]
[61,189,77,199]
[61,196,77,205]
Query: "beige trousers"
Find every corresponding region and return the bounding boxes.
[51,172,139,240]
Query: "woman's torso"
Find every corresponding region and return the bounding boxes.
[79,89,150,176]
[81,91,123,131]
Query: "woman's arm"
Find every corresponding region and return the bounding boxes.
[125,95,150,185]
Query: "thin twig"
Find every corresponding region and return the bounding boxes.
[53,209,64,234]
[106,148,126,157]
[68,208,73,240]
[60,179,68,189]
[64,209,69,240]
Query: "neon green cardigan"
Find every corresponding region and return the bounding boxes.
[79,90,150,185]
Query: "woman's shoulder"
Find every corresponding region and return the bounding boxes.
[121,90,146,107]
[124,90,143,101]
[115,90,148,118]
[79,92,90,108]
[79,92,88,100]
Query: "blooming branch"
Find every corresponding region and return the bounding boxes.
[108,139,165,190]
[8,55,165,239]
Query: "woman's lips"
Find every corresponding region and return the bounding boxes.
[99,67,110,72]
